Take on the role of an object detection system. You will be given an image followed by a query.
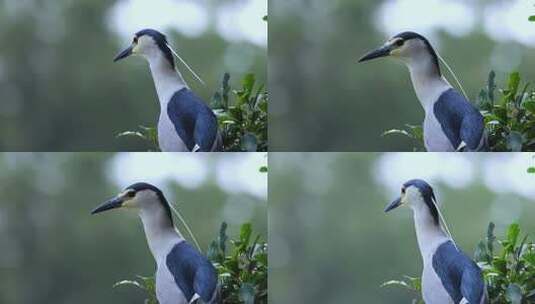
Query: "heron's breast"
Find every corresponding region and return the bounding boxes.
[155,263,187,304]
[157,112,188,152]
[422,264,454,304]
[423,112,455,152]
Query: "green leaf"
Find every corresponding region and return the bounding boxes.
[488,70,496,102]
[219,222,228,253]
[507,72,521,96]
[382,129,410,137]
[486,222,495,258]
[506,283,523,304]
[528,167,535,174]
[506,223,520,252]
[259,166,268,173]
[381,280,412,289]
[529,15,535,22]
[474,240,489,263]
[523,100,535,114]
[113,280,143,289]
[239,223,252,246]
[242,74,256,93]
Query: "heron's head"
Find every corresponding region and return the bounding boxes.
[92,182,173,224]
[358,31,440,75]
[384,179,439,225]
[114,29,175,69]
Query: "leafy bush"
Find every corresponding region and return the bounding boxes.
[207,222,268,304]
[475,223,535,303]
[211,73,268,152]
[382,223,535,304]
[117,125,160,151]
[478,72,535,151]
[117,73,268,152]
[384,71,535,152]
[114,222,267,304]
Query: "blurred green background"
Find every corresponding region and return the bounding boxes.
[269,152,535,303]
[0,152,267,303]
[0,0,266,151]
[269,0,535,151]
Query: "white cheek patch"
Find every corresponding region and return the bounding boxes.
[117,190,138,208]
[404,186,424,206]
[132,36,153,54]
[122,198,138,208]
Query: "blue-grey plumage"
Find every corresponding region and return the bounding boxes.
[433,89,487,152]
[385,179,488,304]
[114,29,222,152]
[432,241,487,304]
[167,88,222,152]
[359,31,488,152]
[166,242,219,303]
[92,183,221,304]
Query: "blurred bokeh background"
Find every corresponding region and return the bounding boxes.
[0,0,266,151]
[0,152,267,303]
[270,0,535,151]
[270,152,535,303]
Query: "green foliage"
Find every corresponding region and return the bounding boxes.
[383,223,535,303]
[478,71,535,151]
[384,71,535,151]
[207,223,268,304]
[114,276,158,304]
[382,124,424,151]
[529,16,535,22]
[212,73,268,152]
[117,73,268,152]
[117,126,160,151]
[475,223,535,303]
[381,275,423,304]
[114,222,267,304]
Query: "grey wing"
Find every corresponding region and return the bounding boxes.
[168,89,218,152]
[460,113,486,151]
[193,262,220,303]
[433,241,486,303]
[166,242,219,303]
[460,263,487,304]
[193,105,219,152]
[167,90,198,151]
[432,241,464,302]
[434,89,486,151]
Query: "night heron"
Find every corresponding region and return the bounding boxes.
[92,182,220,304]
[114,29,222,152]
[359,32,487,152]
[385,179,487,304]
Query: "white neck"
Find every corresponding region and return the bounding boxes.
[405,56,451,111]
[146,53,187,106]
[138,206,183,263]
[411,204,450,262]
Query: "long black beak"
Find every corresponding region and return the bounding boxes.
[384,197,402,213]
[113,45,133,62]
[358,45,391,63]
[91,197,123,214]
